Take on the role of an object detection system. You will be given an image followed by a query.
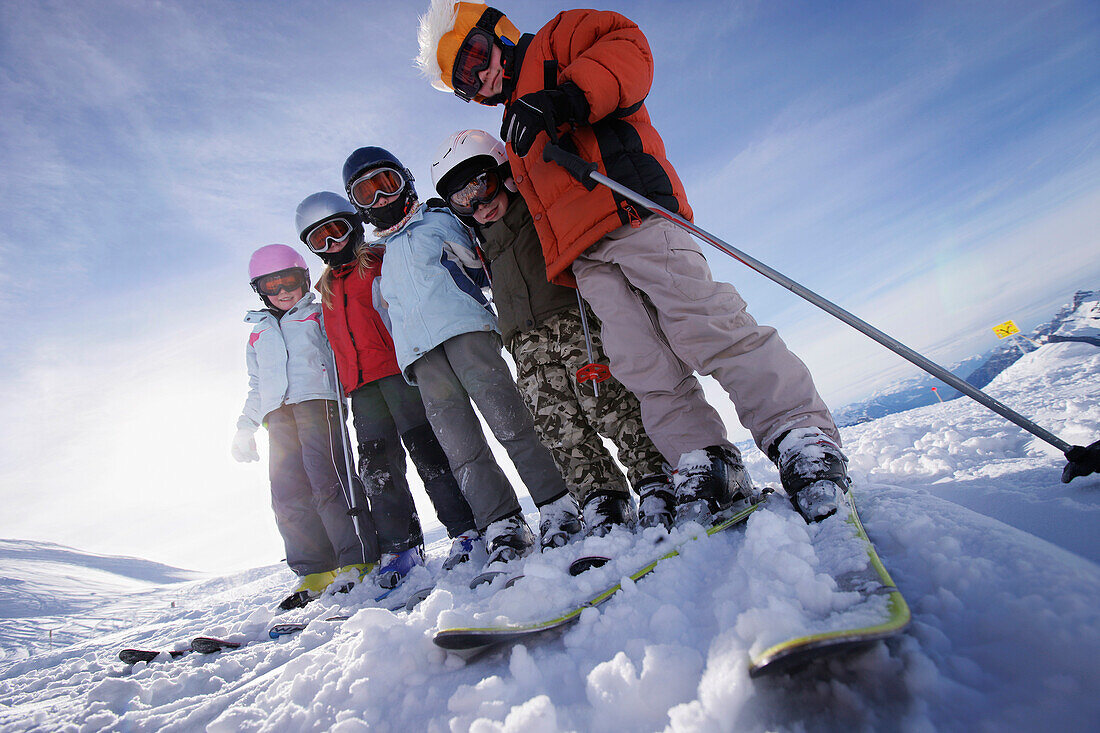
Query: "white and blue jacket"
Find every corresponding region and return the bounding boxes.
[237,292,340,431]
[376,204,496,382]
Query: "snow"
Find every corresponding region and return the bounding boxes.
[2,341,1099,731]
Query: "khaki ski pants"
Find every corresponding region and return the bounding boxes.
[571,216,839,464]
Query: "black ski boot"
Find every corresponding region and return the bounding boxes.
[771,427,850,523]
[634,472,676,531]
[537,493,585,550]
[484,513,536,565]
[672,445,754,524]
[581,489,638,537]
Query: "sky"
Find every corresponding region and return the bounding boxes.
[0,0,1097,573]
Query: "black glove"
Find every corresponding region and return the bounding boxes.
[501,82,589,157]
[1062,439,1100,482]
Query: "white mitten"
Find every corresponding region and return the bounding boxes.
[231,427,259,463]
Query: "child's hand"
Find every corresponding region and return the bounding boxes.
[231,427,259,462]
[501,83,588,157]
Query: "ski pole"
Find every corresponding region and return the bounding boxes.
[575,290,611,397]
[324,345,370,556]
[542,143,1100,483]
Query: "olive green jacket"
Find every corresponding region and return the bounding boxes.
[477,193,578,347]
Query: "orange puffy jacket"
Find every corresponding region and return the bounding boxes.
[504,9,693,287]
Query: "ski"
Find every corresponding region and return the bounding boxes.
[118,648,189,665]
[268,614,350,639]
[374,580,441,611]
[747,489,910,677]
[568,555,611,575]
[433,493,770,652]
[191,636,241,654]
[468,570,526,589]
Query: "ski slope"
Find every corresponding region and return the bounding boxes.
[1,340,1098,732]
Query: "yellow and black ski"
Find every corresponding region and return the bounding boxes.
[747,490,910,677]
[433,494,771,652]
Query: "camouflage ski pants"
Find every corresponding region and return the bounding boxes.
[509,309,666,502]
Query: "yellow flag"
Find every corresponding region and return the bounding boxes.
[992,320,1020,339]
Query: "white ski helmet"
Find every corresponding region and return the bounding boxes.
[431,129,508,200]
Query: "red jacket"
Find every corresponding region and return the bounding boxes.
[505,9,693,287]
[323,257,401,395]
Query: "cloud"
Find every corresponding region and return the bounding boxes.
[1,0,1098,568]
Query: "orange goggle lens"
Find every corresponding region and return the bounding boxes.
[305,218,353,253]
[349,168,405,209]
[253,269,307,297]
[452,29,492,102]
[448,169,501,215]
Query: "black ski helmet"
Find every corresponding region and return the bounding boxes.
[342,146,418,231]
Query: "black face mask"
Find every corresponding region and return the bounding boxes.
[316,230,363,266]
[364,188,417,230]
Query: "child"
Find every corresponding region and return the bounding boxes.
[232,244,380,609]
[294,191,482,585]
[418,3,849,524]
[341,145,582,563]
[430,129,676,532]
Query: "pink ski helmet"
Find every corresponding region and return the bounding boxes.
[248,244,309,282]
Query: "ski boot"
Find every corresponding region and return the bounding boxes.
[377,546,425,590]
[581,489,637,537]
[537,493,585,550]
[672,445,754,525]
[278,570,336,611]
[329,562,376,595]
[442,530,487,571]
[772,427,850,523]
[483,513,536,565]
[634,472,676,531]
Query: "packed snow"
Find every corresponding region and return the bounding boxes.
[1,339,1098,731]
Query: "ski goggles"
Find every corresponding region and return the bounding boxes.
[304,217,355,254]
[251,268,308,297]
[447,169,502,215]
[452,27,493,102]
[348,167,406,210]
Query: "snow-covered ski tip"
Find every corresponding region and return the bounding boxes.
[747,490,909,676]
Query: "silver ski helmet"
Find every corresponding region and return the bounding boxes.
[295,191,364,263]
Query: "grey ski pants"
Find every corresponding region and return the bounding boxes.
[266,399,379,575]
[411,330,569,530]
[571,216,839,463]
[350,373,475,552]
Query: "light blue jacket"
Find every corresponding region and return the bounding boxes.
[237,293,340,431]
[377,205,496,382]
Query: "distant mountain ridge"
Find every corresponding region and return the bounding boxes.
[834,289,1099,427]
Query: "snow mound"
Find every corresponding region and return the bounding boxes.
[1,340,1099,730]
